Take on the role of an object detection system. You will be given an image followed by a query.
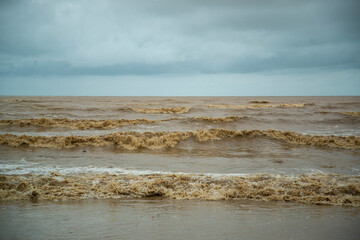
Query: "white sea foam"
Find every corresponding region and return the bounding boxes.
[0,163,252,177]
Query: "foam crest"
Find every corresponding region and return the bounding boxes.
[190,116,241,122]
[0,118,157,130]
[318,112,360,117]
[128,102,161,106]
[0,99,31,102]
[0,129,359,149]
[1,173,359,206]
[248,100,270,104]
[0,116,241,130]
[132,107,190,114]
[31,106,106,111]
[207,103,305,109]
[340,112,360,117]
[0,165,171,176]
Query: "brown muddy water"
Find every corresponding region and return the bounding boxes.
[0,96,360,239]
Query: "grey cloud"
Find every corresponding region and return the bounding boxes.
[0,0,359,76]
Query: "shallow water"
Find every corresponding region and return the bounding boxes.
[0,96,359,239]
[1,199,360,240]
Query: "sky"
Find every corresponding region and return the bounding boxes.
[0,0,359,96]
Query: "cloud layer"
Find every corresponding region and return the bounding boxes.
[1,0,359,76]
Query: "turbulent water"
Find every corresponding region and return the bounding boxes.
[0,96,360,239]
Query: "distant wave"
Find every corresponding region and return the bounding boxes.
[0,99,37,103]
[190,116,242,122]
[31,106,108,112]
[1,129,359,149]
[131,107,190,114]
[248,100,270,104]
[340,112,360,117]
[316,111,332,114]
[1,172,359,206]
[336,102,360,106]
[94,100,123,102]
[207,103,306,109]
[128,102,162,106]
[320,102,360,110]
[0,118,157,129]
[316,111,360,118]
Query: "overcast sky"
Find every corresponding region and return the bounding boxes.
[0,0,359,96]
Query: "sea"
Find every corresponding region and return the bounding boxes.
[0,96,359,239]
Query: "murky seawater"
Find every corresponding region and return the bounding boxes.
[0,96,359,239]
[1,199,360,240]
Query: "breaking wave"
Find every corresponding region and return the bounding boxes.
[0,116,242,130]
[340,112,360,117]
[94,100,123,102]
[0,173,359,206]
[31,106,107,112]
[0,129,359,149]
[128,102,161,106]
[248,100,270,104]
[0,99,36,103]
[0,118,157,130]
[189,116,242,122]
[316,112,360,118]
[207,103,306,109]
[131,107,190,114]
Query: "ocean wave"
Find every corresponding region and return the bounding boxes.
[336,102,360,106]
[94,100,123,102]
[316,111,360,118]
[0,98,32,102]
[32,106,66,111]
[190,116,243,122]
[0,129,359,149]
[0,116,243,130]
[128,102,162,106]
[0,173,359,206]
[340,112,360,117]
[207,103,306,109]
[131,107,190,114]
[164,116,248,124]
[31,106,108,112]
[0,99,37,103]
[320,103,360,110]
[248,100,270,104]
[0,118,156,129]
